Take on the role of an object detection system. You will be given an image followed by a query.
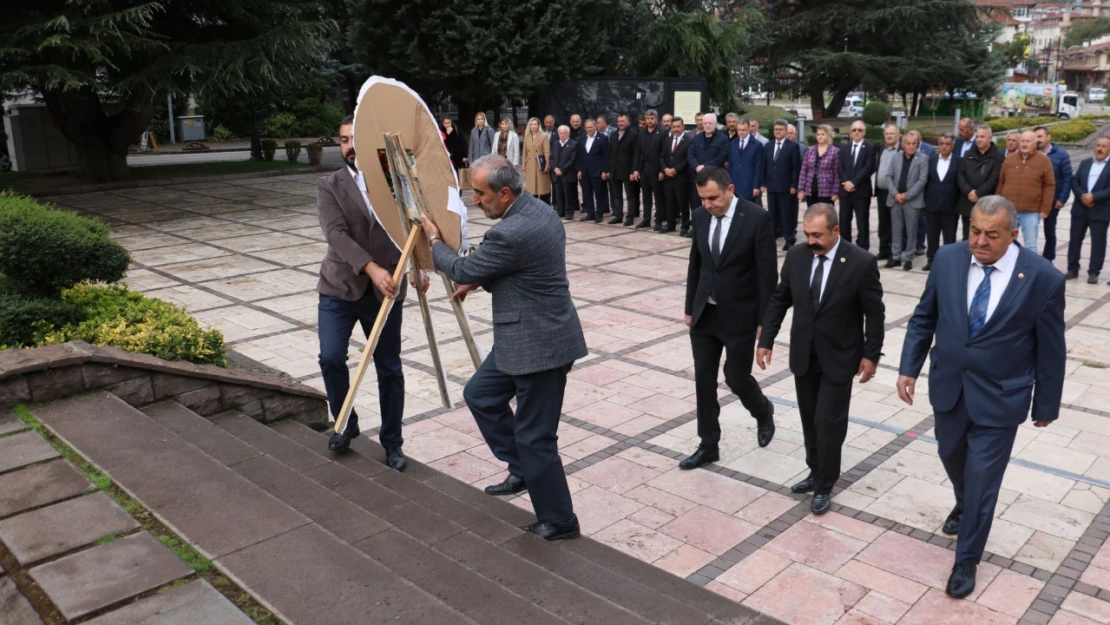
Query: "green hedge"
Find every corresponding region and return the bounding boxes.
[0,289,81,347]
[1049,119,1098,143]
[986,116,1059,132]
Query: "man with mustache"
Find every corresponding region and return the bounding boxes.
[757,203,885,515]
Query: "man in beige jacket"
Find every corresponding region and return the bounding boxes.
[996,130,1055,251]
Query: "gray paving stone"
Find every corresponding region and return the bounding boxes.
[212,411,329,472]
[142,402,259,466]
[83,580,254,625]
[0,460,94,518]
[0,414,28,436]
[0,492,139,564]
[0,577,43,625]
[0,431,59,474]
[108,446,310,558]
[216,524,473,625]
[29,532,192,620]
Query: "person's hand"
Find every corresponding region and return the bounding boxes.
[419,214,441,242]
[462,158,469,166]
[1033,420,1053,428]
[601,172,609,181]
[832,194,839,203]
[753,188,762,197]
[790,188,797,195]
[798,192,806,201]
[409,271,430,294]
[896,375,916,405]
[843,181,856,193]
[684,315,693,328]
[577,172,582,180]
[857,358,877,384]
[895,193,907,204]
[555,167,563,176]
[659,172,665,181]
[631,171,640,181]
[364,261,397,298]
[1055,200,1065,210]
[452,282,479,302]
[756,347,772,370]
[696,165,705,172]
[760,186,767,195]
[968,190,979,203]
[665,168,675,177]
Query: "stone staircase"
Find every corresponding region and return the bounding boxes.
[28,391,781,625]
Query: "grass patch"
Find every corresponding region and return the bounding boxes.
[93,534,119,546]
[157,534,213,573]
[1083,362,1107,369]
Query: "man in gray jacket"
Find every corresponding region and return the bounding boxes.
[420,155,588,541]
[886,131,929,271]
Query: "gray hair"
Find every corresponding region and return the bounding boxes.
[471,155,524,196]
[804,203,839,229]
[557,125,570,133]
[1007,130,1021,139]
[972,195,1018,231]
[883,123,901,134]
[977,125,993,138]
[725,113,740,122]
[645,109,658,117]
[703,113,717,124]
[774,118,788,128]
[959,118,976,131]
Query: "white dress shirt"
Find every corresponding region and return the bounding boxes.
[960,141,972,157]
[706,197,738,305]
[850,142,862,167]
[585,133,595,153]
[348,166,380,224]
[1089,157,1108,193]
[967,243,1019,323]
[671,134,682,153]
[936,153,953,180]
[809,236,841,302]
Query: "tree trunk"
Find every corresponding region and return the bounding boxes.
[42,88,152,182]
[911,91,920,117]
[823,85,852,119]
[250,104,263,161]
[808,83,826,121]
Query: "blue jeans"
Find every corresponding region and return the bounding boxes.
[1017,212,1041,251]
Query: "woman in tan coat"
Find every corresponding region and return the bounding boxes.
[521,117,552,204]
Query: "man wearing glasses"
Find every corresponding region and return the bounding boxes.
[839,122,877,250]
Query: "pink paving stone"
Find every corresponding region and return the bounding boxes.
[1061,592,1110,624]
[432,408,482,435]
[561,380,618,412]
[1051,610,1106,625]
[743,563,868,625]
[1081,565,1110,592]
[591,338,639,353]
[658,506,759,555]
[560,433,618,460]
[399,418,444,437]
[592,519,684,563]
[832,610,890,625]
[617,448,677,472]
[623,370,696,399]
[568,363,636,387]
[466,445,498,462]
[853,591,910,623]
[567,401,642,430]
[899,589,1018,625]
[856,530,961,589]
[572,486,645,534]
[649,467,765,514]
[653,543,716,579]
[605,382,656,401]
[1093,541,1110,570]
[717,549,793,594]
[803,512,885,543]
[765,520,869,574]
[572,456,661,494]
[627,505,676,529]
[600,359,648,375]
[611,415,667,436]
[834,561,928,605]
[623,485,699,518]
[976,569,1046,618]
[556,422,594,446]
[427,452,503,484]
[706,580,749,603]
[735,492,800,526]
[402,427,484,462]
[628,394,695,419]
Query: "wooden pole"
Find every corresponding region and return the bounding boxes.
[415,259,452,408]
[440,272,484,369]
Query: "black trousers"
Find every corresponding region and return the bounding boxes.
[641,172,664,225]
[1068,213,1109,277]
[768,192,797,243]
[609,178,640,220]
[961,214,971,241]
[926,211,959,262]
[935,394,1019,564]
[318,291,404,447]
[580,174,608,220]
[464,350,574,523]
[664,177,689,228]
[840,190,871,250]
[795,350,853,495]
[1043,206,1061,261]
[553,175,578,217]
[876,189,892,256]
[690,305,771,447]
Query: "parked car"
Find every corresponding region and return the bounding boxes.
[1088,87,1107,103]
[841,96,864,117]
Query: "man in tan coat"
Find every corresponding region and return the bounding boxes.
[996,130,1055,251]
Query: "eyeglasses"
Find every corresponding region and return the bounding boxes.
[850,128,865,132]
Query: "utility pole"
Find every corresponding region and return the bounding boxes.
[766,0,774,106]
[167,93,176,144]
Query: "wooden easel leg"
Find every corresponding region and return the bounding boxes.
[440,272,485,369]
[415,261,452,409]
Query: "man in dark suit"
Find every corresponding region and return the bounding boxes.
[634,109,666,230]
[762,119,802,250]
[316,115,431,469]
[956,126,1004,241]
[661,116,691,233]
[681,167,778,470]
[1068,136,1110,284]
[421,155,589,541]
[923,134,961,271]
[953,118,976,158]
[726,119,764,204]
[608,113,640,226]
[551,125,578,220]
[897,195,1066,599]
[758,204,884,514]
[839,121,877,250]
[577,119,610,223]
[686,113,729,238]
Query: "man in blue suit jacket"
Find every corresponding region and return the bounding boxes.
[762,120,802,248]
[1069,136,1110,284]
[897,195,1066,600]
[576,119,610,223]
[1036,125,1073,262]
[726,119,764,203]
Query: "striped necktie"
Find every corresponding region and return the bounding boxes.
[968,266,995,335]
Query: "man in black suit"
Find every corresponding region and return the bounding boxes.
[924,134,961,271]
[634,109,666,230]
[758,203,885,514]
[551,126,578,220]
[953,118,976,159]
[839,121,877,250]
[661,117,691,233]
[763,119,802,250]
[956,126,1004,241]
[1069,136,1110,284]
[577,119,610,223]
[681,167,778,470]
[608,113,640,225]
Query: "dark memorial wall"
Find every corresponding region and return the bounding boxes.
[539,77,707,128]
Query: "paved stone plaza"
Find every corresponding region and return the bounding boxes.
[46,156,1110,625]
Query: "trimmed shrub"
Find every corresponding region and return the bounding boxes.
[285,140,302,163]
[261,112,297,138]
[260,139,278,162]
[306,143,323,166]
[986,116,1058,132]
[210,124,236,142]
[0,289,81,348]
[0,191,130,295]
[1049,119,1098,143]
[862,102,891,127]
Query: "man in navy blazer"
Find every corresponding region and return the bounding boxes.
[897,195,1066,600]
[551,126,578,220]
[725,119,764,203]
[838,121,877,250]
[922,134,961,271]
[577,119,610,223]
[762,119,802,248]
[1069,136,1110,284]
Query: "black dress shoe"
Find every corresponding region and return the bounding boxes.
[485,474,527,496]
[884,259,899,269]
[579,215,593,222]
[680,228,692,238]
[923,262,932,272]
[1088,274,1099,285]
[811,493,832,515]
[876,252,890,261]
[564,213,575,221]
[328,424,360,453]
[903,260,913,271]
[791,477,815,493]
[1065,271,1078,280]
[386,446,406,472]
[661,226,676,233]
[608,216,623,225]
[946,562,977,599]
[756,402,775,447]
[653,223,664,232]
[623,219,635,226]
[782,243,792,251]
[557,211,566,218]
[942,506,962,536]
[521,515,580,541]
[635,220,651,229]
[679,447,720,470]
